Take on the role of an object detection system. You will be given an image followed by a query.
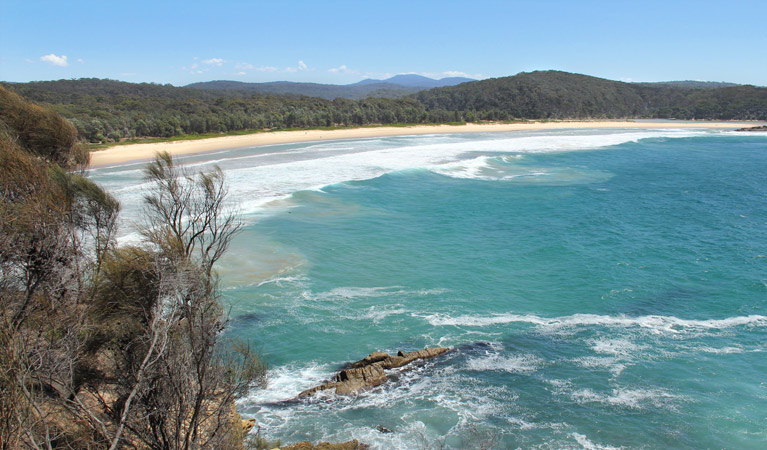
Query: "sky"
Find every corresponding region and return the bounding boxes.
[2,0,766,86]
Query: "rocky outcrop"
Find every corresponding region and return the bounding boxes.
[241,418,256,434]
[281,440,368,450]
[297,347,451,398]
[735,125,767,132]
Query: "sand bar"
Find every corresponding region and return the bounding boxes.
[89,121,766,167]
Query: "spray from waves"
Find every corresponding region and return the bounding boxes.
[422,312,767,334]
[239,362,336,405]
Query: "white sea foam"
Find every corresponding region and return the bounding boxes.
[574,356,628,378]
[303,286,448,303]
[94,128,713,239]
[240,362,334,404]
[697,345,755,354]
[570,387,683,410]
[337,305,410,323]
[571,433,623,450]
[589,338,648,356]
[465,353,544,374]
[422,312,767,334]
[255,275,307,288]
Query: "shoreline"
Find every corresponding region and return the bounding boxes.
[88,120,766,167]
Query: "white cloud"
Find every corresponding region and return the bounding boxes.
[286,60,310,73]
[329,64,358,75]
[255,66,278,72]
[40,54,68,67]
[202,58,225,66]
[181,62,209,75]
[422,70,483,79]
[235,71,246,76]
[77,58,85,64]
[235,62,255,70]
[363,72,394,80]
[442,70,472,78]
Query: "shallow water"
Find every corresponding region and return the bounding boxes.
[90,129,767,449]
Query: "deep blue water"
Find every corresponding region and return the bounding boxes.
[90,130,767,449]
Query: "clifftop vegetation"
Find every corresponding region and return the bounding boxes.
[3,71,766,145]
[0,85,263,449]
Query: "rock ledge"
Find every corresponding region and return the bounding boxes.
[297,347,451,398]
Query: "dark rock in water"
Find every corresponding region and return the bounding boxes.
[376,425,393,433]
[455,341,494,352]
[297,347,452,398]
[735,125,767,132]
[232,312,262,324]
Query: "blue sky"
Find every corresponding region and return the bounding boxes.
[2,0,766,86]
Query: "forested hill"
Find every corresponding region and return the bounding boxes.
[414,71,767,121]
[3,71,767,143]
[185,80,423,100]
[185,74,474,100]
[3,78,439,142]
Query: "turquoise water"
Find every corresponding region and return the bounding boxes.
[90,129,767,449]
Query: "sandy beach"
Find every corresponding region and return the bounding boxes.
[89,121,765,167]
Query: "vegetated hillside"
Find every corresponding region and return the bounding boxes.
[186,79,422,100]
[4,71,766,143]
[3,78,435,142]
[414,71,767,121]
[186,74,474,99]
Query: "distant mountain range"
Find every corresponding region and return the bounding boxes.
[185,74,475,100]
[349,74,476,88]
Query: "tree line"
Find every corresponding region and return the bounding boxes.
[3,71,767,144]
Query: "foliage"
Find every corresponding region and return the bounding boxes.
[2,79,435,143]
[414,70,767,121]
[1,91,263,449]
[0,86,88,169]
[4,72,766,146]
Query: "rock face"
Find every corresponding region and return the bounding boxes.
[241,418,256,434]
[297,347,451,398]
[281,440,368,450]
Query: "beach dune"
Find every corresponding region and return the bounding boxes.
[89,121,765,167]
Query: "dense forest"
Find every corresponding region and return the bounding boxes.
[3,78,446,143]
[414,71,767,121]
[3,71,766,144]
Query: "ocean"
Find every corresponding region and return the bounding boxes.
[89,128,767,449]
